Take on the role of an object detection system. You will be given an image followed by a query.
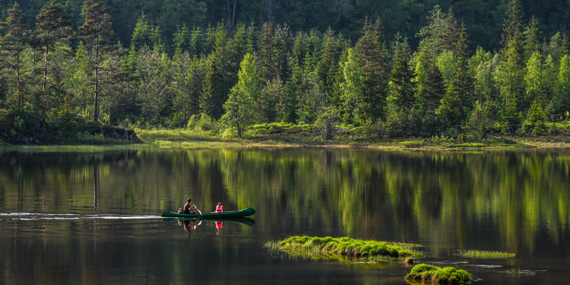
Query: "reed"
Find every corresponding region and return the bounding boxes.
[405,264,471,284]
[264,236,422,261]
[456,250,515,259]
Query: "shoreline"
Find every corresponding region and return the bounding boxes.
[2,135,570,153]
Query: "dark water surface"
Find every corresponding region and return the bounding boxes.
[0,148,569,284]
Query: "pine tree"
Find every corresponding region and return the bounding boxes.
[79,0,115,122]
[189,26,204,57]
[222,53,260,138]
[173,24,190,58]
[33,0,74,106]
[389,37,415,113]
[439,8,460,53]
[227,23,253,90]
[340,48,364,124]
[274,24,291,82]
[355,18,388,120]
[452,23,473,110]
[0,3,26,110]
[553,55,570,116]
[130,13,152,51]
[260,76,284,123]
[524,51,548,109]
[496,0,525,132]
[316,28,338,99]
[415,44,444,126]
[201,23,230,119]
[523,16,541,61]
[257,22,277,83]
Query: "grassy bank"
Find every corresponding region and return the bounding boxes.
[265,236,422,261]
[405,264,471,284]
[135,125,570,151]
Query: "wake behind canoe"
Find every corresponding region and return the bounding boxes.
[161,207,255,218]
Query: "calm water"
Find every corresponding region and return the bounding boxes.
[0,148,569,284]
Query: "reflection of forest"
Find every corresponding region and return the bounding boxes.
[0,149,569,255]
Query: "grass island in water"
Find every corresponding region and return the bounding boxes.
[405,264,471,284]
[265,236,422,261]
[456,250,515,259]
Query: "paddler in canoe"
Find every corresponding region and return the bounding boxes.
[183,198,201,215]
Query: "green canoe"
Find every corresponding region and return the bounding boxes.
[161,207,255,218]
[162,217,256,227]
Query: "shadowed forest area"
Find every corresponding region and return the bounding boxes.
[0,0,569,144]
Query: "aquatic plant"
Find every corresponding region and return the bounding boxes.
[265,236,422,261]
[456,250,515,259]
[405,264,471,284]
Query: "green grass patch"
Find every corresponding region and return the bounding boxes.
[449,143,487,148]
[264,236,422,261]
[405,264,471,284]
[456,250,515,259]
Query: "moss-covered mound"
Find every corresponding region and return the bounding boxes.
[405,264,471,284]
[265,236,422,260]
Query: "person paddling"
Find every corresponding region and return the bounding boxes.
[183,198,198,214]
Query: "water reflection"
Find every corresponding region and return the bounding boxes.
[0,148,569,284]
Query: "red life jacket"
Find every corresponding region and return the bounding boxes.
[216,204,223,213]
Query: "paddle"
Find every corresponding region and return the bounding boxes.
[195,205,203,216]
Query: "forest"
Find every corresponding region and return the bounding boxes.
[0,0,569,143]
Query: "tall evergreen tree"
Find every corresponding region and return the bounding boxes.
[201,23,230,119]
[257,22,277,83]
[33,0,74,107]
[222,53,259,138]
[389,37,415,113]
[173,24,190,58]
[0,2,26,110]
[415,44,444,127]
[496,0,525,132]
[523,16,541,61]
[316,28,338,99]
[79,0,115,122]
[340,48,364,124]
[355,18,388,120]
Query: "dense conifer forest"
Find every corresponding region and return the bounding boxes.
[0,0,568,143]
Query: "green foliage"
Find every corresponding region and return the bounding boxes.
[405,264,471,284]
[1,0,569,143]
[457,250,515,259]
[389,37,415,113]
[221,53,260,138]
[314,106,340,139]
[267,235,422,261]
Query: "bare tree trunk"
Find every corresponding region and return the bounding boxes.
[94,35,100,121]
[232,0,237,27]
[43,46,49,102]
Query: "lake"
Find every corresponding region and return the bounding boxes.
[0,147,569,284]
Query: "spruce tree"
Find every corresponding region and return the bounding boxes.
[496,0,525,132]
[316,28,338,99]
[201,23,230,119]
[79,0,115,122]
[340,48,364,124]
[389,37,415,113]
[173,24,190,58]
[33,0,74,107]
[523,16,541,61]
[355,18,388,121]
[0,2,26,110]
[415,44,444,128]
[257,22,277,83]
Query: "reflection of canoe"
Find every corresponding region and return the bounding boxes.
[162,217,256,227]
[161,207,255,218]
